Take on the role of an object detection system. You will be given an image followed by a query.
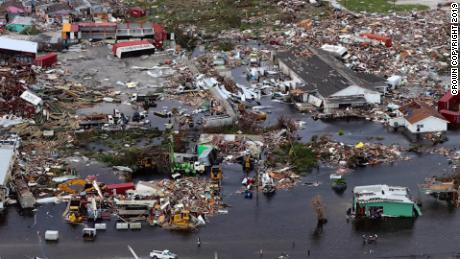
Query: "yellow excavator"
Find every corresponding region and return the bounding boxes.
[63,196,83,224]
[169,210,191,229]
[58,179,106,194]
[210,165,223,183]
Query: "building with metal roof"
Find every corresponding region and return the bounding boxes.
[0,37,37,64]
[274,47,386,113]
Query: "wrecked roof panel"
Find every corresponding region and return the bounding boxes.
[275,49,351,97]
[0,37,37,53]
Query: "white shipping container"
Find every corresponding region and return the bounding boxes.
[129,222,142,230]
[45,230,59,241]
[95,223,107,230]
[116,222,129,230]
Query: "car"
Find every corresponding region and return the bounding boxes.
[149,249,177,259]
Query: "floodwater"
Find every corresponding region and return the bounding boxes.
[2,49,460,258]
[0,153,458,258]
[1,114,459,259]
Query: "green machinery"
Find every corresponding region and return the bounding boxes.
[169,135,197,176]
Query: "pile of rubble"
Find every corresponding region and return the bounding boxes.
[160,177,222,216]
[200,133,264,161]
[267,168,301,190]
[264,9,449,90]
[308,136,408,169]
[0,65,37,119]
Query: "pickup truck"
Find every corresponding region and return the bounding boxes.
[149,249,177,259]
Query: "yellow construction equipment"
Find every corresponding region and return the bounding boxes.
[137,157,156,169]
[58,179,87,194]
[243,155,251,173]
[68,212,82,224]
[63,196,83,224]
[210,165,223,183]
[58,179,106,194]
[170,210,190,227]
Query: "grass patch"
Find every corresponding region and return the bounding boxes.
[126,0,291,33]
[339,0,429,13]
[95,147,145,167]
[270,142,318,174]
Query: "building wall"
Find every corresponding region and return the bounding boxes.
[330,85,381,104]
[388,117,406,127]
[365,201,414,217]
[406,116,448,133]
[277,59,304,88]
[0,50,35,65]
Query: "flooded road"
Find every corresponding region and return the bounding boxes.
[0,150,458,258]
[2,48,460,258]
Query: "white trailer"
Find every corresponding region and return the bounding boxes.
[45,230,59,241]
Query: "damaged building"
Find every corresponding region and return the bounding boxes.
[389,101,449,134]
[0,37,37,64]
[273,47,386,113]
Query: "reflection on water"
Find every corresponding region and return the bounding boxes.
[353,218,416,232]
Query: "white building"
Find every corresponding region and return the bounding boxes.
[274,47,386,113]
[389,101,449,134]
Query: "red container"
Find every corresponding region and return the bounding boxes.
[438,92,460,111]
[128,7,145,18]
[153,23,167,49]
[438,92,452,111]
[112,39,152,54]
[33,53,57,68]
[360,33,392,47]
[106,182,135,194]
[440,109,460,124]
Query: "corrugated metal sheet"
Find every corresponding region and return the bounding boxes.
[20,90,42,106]
[0,146,15,186]
[0,37,37,53]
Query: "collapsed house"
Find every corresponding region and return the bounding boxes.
[352,185,422,219]
[273,47,386,113]
[5,15,32,32]
[389,101,448,134]
[0,37,37,64]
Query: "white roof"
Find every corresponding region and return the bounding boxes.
[353,184,413,204]
[321,44,348,56]
[0,146,15,186]
[20,90,42,106]
[9,16,33,26]
[0,37,38,54]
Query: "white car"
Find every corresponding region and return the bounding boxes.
[149,249,177,259]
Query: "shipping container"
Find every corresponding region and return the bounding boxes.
[360,33,392,47]
[95,223,107,230]
[438,92,460,112]
[45,230,59,241]
[33,53,57,68]
[152,23,167,49]
[112,40,155,58]
[106,182,135,194]
[116,222,129,230]
[129,222,142,230]
[440,109,460,124]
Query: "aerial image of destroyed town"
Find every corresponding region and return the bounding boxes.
[0,0,459,258]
